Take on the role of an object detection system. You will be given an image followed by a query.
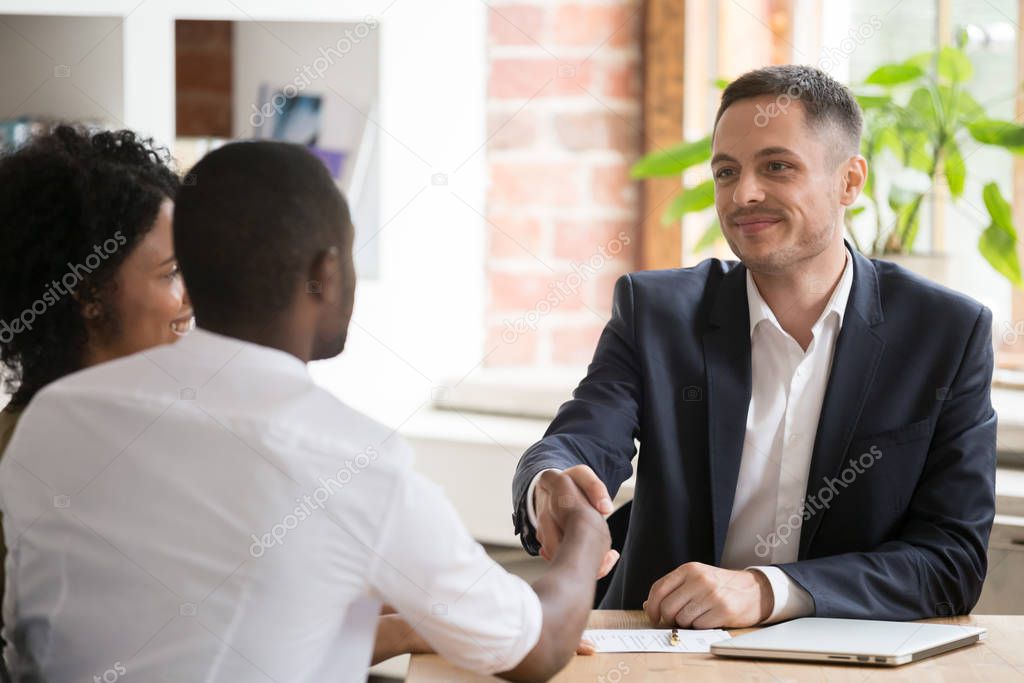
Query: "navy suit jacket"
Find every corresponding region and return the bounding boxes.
[512,243,997,619]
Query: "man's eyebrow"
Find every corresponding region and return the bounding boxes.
[710,147,798,166]
[755,146,797,158]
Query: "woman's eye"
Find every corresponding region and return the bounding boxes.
[166,265,181,280]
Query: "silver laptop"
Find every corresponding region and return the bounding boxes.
[710,617,986,666]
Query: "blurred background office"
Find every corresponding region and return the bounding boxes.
[1,0,1023,678]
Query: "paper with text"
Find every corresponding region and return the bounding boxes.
[583,628,731,653]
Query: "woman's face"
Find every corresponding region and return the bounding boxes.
[85,199,193,364]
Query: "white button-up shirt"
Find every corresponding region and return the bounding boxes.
[0,329,542,682]
[528,250,853,623]
[720,249,853,621]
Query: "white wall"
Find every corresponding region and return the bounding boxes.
[231,19,381,277]
[0,13,124,125]
[231,20,379,169]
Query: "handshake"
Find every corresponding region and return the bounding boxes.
[532,466,773,629]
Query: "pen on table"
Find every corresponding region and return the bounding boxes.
[669,628,679,646]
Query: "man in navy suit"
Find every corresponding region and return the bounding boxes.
[512,64,997,628]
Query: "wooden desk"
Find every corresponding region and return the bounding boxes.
[407,611,1024,682]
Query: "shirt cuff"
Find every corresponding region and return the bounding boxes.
[747,566,814,624]
[524,468,562,529]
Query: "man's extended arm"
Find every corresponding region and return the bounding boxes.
[512,274,642,554]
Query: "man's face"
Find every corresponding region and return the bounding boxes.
[711,96,848,274]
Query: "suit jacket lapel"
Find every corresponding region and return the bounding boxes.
[703,262,752,565]
[798,245,886,557]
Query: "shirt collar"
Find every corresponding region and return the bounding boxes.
[169,327,310,379]
[746,247,854,338]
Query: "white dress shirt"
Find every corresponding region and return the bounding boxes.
[528,250,853,623]
[0,329,541,682]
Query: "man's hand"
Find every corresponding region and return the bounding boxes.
[533,466,618,577]
[644,563,773,629]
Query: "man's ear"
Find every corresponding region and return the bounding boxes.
[306,246,340,304]
[839,155,868,207]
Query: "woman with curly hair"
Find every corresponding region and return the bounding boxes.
[0,126,194,662]
[0,124,194,449]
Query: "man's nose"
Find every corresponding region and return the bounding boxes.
[732,171,765,205]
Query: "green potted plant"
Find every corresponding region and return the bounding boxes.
[631,49,1023,288]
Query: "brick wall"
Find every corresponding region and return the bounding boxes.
[485,1,642,368]
[175,20,233,138]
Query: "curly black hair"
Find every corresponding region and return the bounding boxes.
[0,125,180,410]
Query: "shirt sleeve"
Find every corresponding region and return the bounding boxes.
[524,468,562,530]
[367,464,542,675]
[748,566,815,623]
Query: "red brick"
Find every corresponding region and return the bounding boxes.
[488,5,546,46]
[551,323,605,366]
[487,110,541,150]
[554,110,638,152]
[488,213,544,259]
[603,60,641,99]
[490,59,555,99]
[488,58,636,101]
[485,323,539,367]
[553,4,640,48]
[489,162,583,208]
[553,219,635,262]
[176,94,232,137]
[593,163,637,209]
[489,271,587,312]
[176,52,232,93]
[175,20,232,52]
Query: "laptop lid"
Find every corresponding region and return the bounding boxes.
[711,618,985,665]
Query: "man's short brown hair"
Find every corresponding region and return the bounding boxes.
[715,64,863,160]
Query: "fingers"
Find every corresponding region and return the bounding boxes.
[535,501,563,561]
[645,567,686,625]
[691,606,727,630]
[597,549,620,579]
[645,565,763,629]
[576,639,596,656]
[670,592,711,629]
[564,465,614,514]
[535,468,610,563]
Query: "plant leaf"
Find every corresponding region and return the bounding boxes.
[905,131,933,173]
[982,181,1014,233]
[937,46,973,83]
[631,136,712,178]
[904,52,934,70]
[693,218,723,252]
[661,180,715,224]
[952,89,985,124]
[855,94,893,110]
[979,224,1023,286]
[865,63,925,86]
[967,119,1024,149]
[943,140,965,198]
[978,183,1024,286]
[714,78,731,90]
[876,126,904,163]
[907,87,939,129]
